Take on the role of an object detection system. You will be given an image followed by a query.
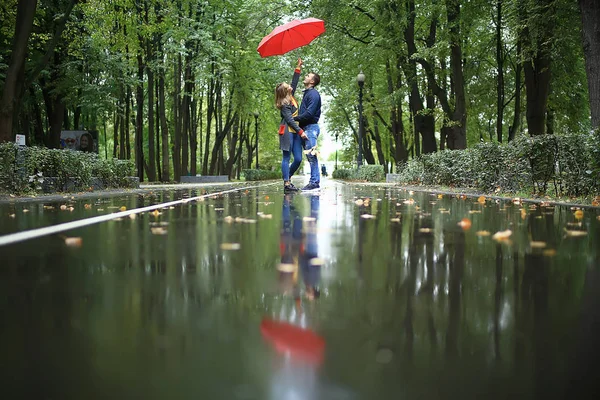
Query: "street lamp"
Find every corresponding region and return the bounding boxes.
[335,132,339,170]
[357,71,365,168]
[253,111,259,169]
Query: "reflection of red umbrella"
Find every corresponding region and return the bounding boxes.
[257,18,326,58]
[260,318,325,365]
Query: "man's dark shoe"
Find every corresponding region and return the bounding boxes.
[302,183,320,191]
[284,183,299,193]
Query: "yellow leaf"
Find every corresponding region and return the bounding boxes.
[120,206,127,211]
[492,229,512,241]
[543,249,557,257]
[220,243,241,251]
[457,218,471,230]
[530,241,547,248]
[564,228,587,237]
[64,237,83,247]
[150,227,168,235]
[477,196,486,204]
[476,230,491,237]
[574,210,584,220]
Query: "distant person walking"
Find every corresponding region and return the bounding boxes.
[275,58,308,193]
[295,69,321,191]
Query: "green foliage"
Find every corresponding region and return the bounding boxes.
[354,165,385,182]
[0,143,135,195]
[332,168,354,180]
[395,133,600,197]
[332,165,385,182]
[242,169,280,181]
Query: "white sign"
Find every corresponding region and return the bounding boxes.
[15,134,26,146]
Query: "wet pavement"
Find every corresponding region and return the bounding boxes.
[1,179,600,399]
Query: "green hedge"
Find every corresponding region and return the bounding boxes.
[0,143,135,194]
[332,165,385,182]
[395,133,600,197]
[242,169,280,181]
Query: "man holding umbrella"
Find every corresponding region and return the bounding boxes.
[295,71,322,191]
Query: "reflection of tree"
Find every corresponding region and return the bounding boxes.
[522,251,550,399]
[445,229,465,360]
[1,254,94,397]
[494,243,503,361]
[564,269,600,398]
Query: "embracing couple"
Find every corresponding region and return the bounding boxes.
[275,58,321,193]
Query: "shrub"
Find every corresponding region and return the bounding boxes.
[0,144,136,195]
[332,165,385,182]
[354,165,385,182]
[332,168,354,180]
[242,169,280,181]
[389,132,599,197]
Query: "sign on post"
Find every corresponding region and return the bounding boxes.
[15,134,26,146]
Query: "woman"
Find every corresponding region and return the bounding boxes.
[276,58,307,193]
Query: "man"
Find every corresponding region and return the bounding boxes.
[295,71,322,191]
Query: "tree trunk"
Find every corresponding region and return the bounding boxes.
[0,0,37,143]
[173,55,182,180]
[190,86,201,176]
[508,39,523,142]
[446,0,467,149]
[136,52,145,182]
[147,55,156,181]
[203,66,216,175]
[522,0,554,136]
[181,54,193,176]
[113,110,119,158]
[496,0,505,142]
[125,87,131,159]
[158,62,170,181]
[385,59,408,166]
[145,26,156,181]
[579,0,600,130]
[524,54,551,136]
[404,1,437,154]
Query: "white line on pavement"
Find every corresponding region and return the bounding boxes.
[0,182,278,247]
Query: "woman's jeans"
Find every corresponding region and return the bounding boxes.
[303,124,320,185]
[281,133,304,181]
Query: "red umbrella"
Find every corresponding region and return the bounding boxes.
[260,318,325,365]
[257,18,326,58]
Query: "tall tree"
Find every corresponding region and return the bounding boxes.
[521,0,555,135]
[0,0,37,143]
[579,0,600,129]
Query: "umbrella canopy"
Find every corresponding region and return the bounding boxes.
[257,18,325,58]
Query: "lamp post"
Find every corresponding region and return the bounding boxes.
[253,111,259,169]
[357,71,365,168]
[335,132,339,170]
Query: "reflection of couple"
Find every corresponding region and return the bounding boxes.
[278,194,321,301]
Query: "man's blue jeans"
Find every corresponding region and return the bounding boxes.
[281,133,304,181]
[303,124,320,185]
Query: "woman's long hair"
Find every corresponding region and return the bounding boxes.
[275,82,292,109]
